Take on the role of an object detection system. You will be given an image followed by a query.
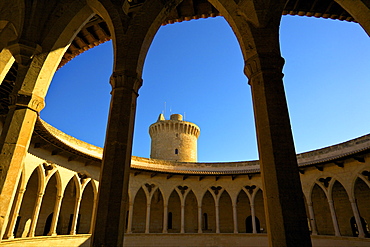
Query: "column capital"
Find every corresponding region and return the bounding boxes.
[110,70,143,94]
[244,53,285,83]
[7,40,42,66]
[9,91,45,113]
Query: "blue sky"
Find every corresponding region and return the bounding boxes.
[41,15,370,162]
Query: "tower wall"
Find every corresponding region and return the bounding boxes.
[149,114,200,162]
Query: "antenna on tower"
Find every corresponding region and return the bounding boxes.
[169,106,172,116]
[184,112,186,121]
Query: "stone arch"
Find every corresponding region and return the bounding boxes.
[168,189,181,233]
[78,180,94,234]
[311,183,334,235]
[332,180,353,236]
[132,187,146,233]
[149,187,163,233]
[35,171,60,236]
[237,189,251,233]
[184,190,197,233]
[219,190,233,233]
[354,177,370,237]
[202,190,216,233]
[334,0,370,36]
[15,166,42,238]
[59,176,79,235]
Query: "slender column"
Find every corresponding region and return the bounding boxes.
[232,203,238,233]
[350,198,365,238]
[162,204,168,233]
[48,195,63,236]
[307,202,317,235]
[246,52,311,246]
[91,72,142,246]
[215,203,220,233]
[145,203,151,233]
[197,205,202,233]
[5,188,26,239]
[127,203,134,234]
[70,197,82,235]
[89,198,97,234]
[0,41,45,241]
[250,203,257,234]
[180,204,185,233]
[28,192,44,237]
[327,200,340,236]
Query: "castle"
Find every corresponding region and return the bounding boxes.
[0,0,369,246]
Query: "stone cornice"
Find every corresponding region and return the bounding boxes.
[31,117,370,175]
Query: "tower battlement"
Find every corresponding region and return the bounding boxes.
[149,114,200,162]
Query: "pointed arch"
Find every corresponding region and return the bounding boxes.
[311,183,334,235]
[15,166,41,238]
[219,190,233,233]
[202,190,215,233]
[332,180,352,236]
[254,189,266,233]
[168,189,181,233]
[237,189,250,233]
[354,177,370,237]
[184,190,197,233]
[59,176,78,235]
[78,180,94,234]
[149,187,163,233]
[132,187,146,233]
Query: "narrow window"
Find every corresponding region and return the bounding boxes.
[175,149,178,154]
[168,212,173,229]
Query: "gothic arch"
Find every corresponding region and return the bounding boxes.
[167,189,181,233]
[132,187,146,233]
[184,190,197,233]
[332,180,353,236]
[236,189,251,233]
[219,190,233,233]
[149,187,164,233]
[311,183,334,235]
[59,176,79,235]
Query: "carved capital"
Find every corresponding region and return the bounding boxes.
[110,71,143,95]
[9,91,45,113]
[7,40,42,66]
[244,53,284,82]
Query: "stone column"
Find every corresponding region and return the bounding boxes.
[48,195,63,236]
[250,203,257,234]
[145,203,151,233]
[246,52,311,246]
[91,72,142,246]
[28,192,44,237]
[162,203,168,233]
[5,188,26,239]
[232,202,238,233]
[70,197,82,235]
[89,198,97,234]
[127,203,134,234]
[327,200,340,236]
[180,204,185,233]
[215,203,220,233]
[307,202,318,235]
[0,42,44,241]
[350,198,365,238]
[197,205,202,233]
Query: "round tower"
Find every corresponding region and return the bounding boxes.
[149,113,200,162]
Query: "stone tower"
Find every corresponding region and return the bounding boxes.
[149,113,200,162]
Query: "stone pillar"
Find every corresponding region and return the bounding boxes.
[70,197,82,235]
[250,203,257,234]
[350,198,365,238]
[327,200,340,236]
[180,204,185,233]
[5,188,26,239]
[89,198,97,234]
[162,203,168,233]
[91,72,142,246]
[145,203,151,233]
[48,195,63,236]
[28,192,44,237]
[307,201,318,235]
[246,52,311,246]
[127,203,134,234]
[0,42,44,241]
[197,205,202,233]
[215,204,220,233]
[232,202,238,233]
